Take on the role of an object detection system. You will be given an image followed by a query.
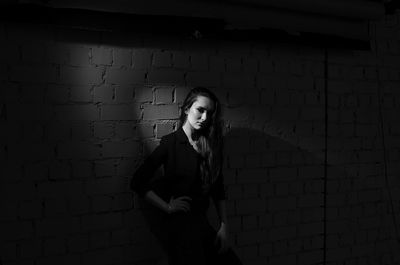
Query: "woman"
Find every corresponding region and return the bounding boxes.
[131,87,242,265]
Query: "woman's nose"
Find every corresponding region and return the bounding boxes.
[201,112,207,121]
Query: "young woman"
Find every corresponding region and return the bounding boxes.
[131,87,242,265]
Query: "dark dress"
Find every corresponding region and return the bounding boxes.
[130,128,242,265]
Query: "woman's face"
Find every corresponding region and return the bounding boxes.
[184,95,215,131]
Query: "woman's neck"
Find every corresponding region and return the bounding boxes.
[182,122,200,142]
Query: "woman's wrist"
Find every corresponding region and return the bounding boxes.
[166,203,172,214]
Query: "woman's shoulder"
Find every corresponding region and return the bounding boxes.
[160,128,181,144]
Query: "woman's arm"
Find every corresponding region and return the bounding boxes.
[145,190,192,214]
[215,199,228,225]
[213,199,230,253]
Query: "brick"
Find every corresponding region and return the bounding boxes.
[46,44,68,64]
[0,242,16,261]
[237,169,268,184]
[68,234,89,253]
[70,85,92,102]
[0,221,33,240]
[37,181,84,199]
[106,68,145,85]
[20,239,42,258]
[92,195,112,212]
[242,57,258,73]
[21,42,45,63]
[269,254,296,265]
[85,176,128,195]
[82,212,122,231]
[132,49,152,69]
[242,215,257,230]
[134,86,153,102]
[57,142,101,159]
[70,121,92,140]
[237,230,268,245]
[54,104,98,121]
[101,104,141,120]
[94,159,116,177]
[358,189,381,202]
[22,122,44,142]
[0,82,18,103]
[222,73,254,90]
[236,245,258,260]
[225,56,242,72]
[43,237,66,256]
[94,122,114,139]
[223,107,250,122]
[60,66,103,85]
[115,122,134,139]
[91,47,113,65]
[115,85,134,102]
[8,142,54,161]
[135,123,155,138]
[298,194,324,207]
[189,53,208,70]
[69,195,90,214]
[36,217,80,237]
[37,254,81,265]
[82,247,124,265]
[94,84,114,103]
[156,122,174,138]
[101,141,141,158]
[269,167,297,182]
[173,51,190,69]
[20,84,45,103]
[10,65,57,84]
[298,250,324,265]
[68,45,90,66]
[49,159,70,180]
[0,200,17,221]
[90,231,109,248]
[326,247,351,262]
[46,84,69,103]
[153,51,172,67]
[7,103,53,121]
[209,55,225,72]
[186,71,221,87]
[21,162,47,182]
[19,200,42,219]
[298,222,324,237]
[111,228,131,245]
[257,56,273,73]
[268,197,296,211]
[113,48,132,67]
[44,198,69,217]
[269,225,296,241]
[155,86,174,103]
[143,104,179,120]
[242,184,259,198]
[147,69,184,84]
[236,198,266,214]
[112,193,132,211]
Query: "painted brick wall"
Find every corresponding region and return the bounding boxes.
[1,11,400,265]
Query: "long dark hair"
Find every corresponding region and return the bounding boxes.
[179,87,223,185]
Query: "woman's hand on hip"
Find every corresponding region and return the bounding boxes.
[167,196,192,214]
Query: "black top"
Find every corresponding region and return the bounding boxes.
[130,127,226,212]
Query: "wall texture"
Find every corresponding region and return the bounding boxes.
[1,10,400,265]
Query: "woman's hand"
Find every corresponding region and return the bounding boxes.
[167,196,192,214]
[214,222,230,253]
